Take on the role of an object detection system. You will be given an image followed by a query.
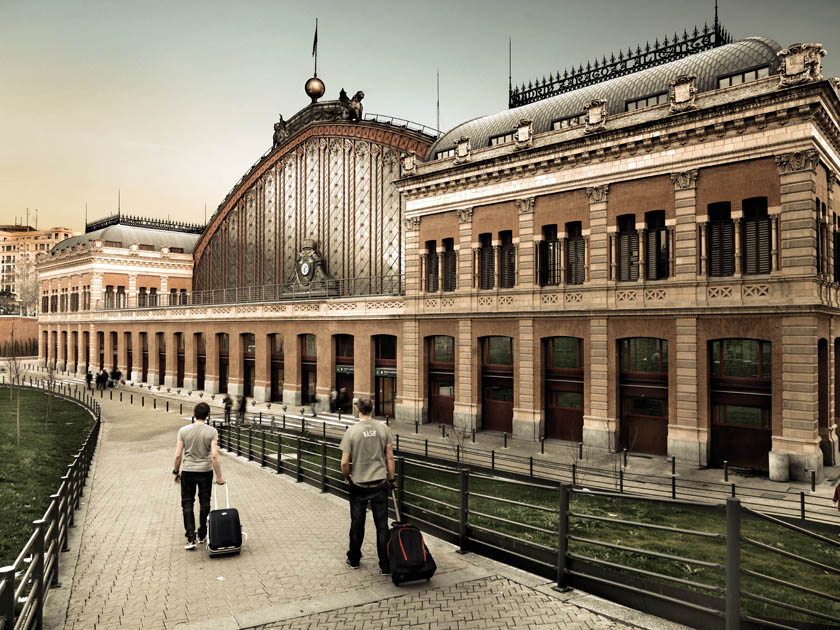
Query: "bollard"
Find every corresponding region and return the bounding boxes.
[811,470,816,493]
[282,414,286,430]
[259,411,262,424]
[301,417,305,435]
[458,467,470,554]
[322,421,326,440]
[109,390,112,400]
[131,394,133,405]
[153,398,156,410]
[619,469,624,493]
[724,460,729,482]
[166,401,169,413]
[179,403,182,415]
[386,414,390,426]
[142,396,145,407]
[415,420,419,434]
[529,457,533,477]
[471,428,475,443]
[120,392,123,402]
[504,433,508,448]
[623,448,627,467]
[671,474,676,499]
[276,433,283,474]
[731,483,736,497]
[491,450,495,471]
[572,463,577,487]
[540,438,545,455]
[672,456,676,476]
[456,444,460,463]
[800,491,806,520]
[424,439,428,457]
[441,424,446,438]
[578,442,583,460]
[395,435,400,454]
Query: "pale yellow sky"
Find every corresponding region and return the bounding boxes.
[1,0,837,233]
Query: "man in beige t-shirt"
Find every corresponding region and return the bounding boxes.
[172,402,225,550]
[340,396,395,573]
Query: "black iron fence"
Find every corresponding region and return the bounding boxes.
[0,381,101,630]
[214,421,840,630]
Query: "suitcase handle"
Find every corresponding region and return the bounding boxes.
[391,489,401,523]
[214,482,230,510]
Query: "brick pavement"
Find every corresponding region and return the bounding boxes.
[43,390,681,630]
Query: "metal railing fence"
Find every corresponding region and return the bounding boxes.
[0,380,101,630]
[213,421,840,630]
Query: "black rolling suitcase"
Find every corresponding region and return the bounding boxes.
[387,491,436,585]
[207,483,243,556]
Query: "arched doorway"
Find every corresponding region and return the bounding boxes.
[374,335,397,418]
[217,333,229,393]
[242,333,255,397]
[481,336,514,433]
[140,332,148,382]
[428,336,454,425]
[544,336,584,441]
[195,333,205,391]
[156,332,165,386]
[300,334,317,405]
[124,332,132,381]
[709,339,771,470]
[334,334,354,413]
[269,334,283,402]
[175,333,185,388]
[619,337,668,455]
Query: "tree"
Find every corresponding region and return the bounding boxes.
[6,320,23,446]
[14,255,39,316]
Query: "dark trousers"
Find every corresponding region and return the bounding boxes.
[181,471,213,541]
[348,481,389,569]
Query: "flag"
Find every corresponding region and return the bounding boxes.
[312,19,318,57]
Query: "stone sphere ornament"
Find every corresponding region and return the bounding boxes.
[305,76,325,102]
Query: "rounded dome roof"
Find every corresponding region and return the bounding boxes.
[429,37,782,157]
[53,223,200,254]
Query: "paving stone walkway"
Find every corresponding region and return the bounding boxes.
[43,392,682,630]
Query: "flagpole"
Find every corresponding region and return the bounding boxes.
[313,18,318,77]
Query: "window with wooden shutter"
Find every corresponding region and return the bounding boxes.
[617,215,639,282]
[499,231,515,288]
[479,233,494,290]
[539,225,559,286]
[565,221,585,285]
[742,198,770,275]
[425,240,438,292]
[442,238,456,291]
[708,203,734,277]
[645,210,668,280]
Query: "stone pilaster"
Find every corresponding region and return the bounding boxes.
[671,170,699,279]
[668,318,706,464]
[117,331,128,375]
[586,185,609,281]
[512,318,541,440]
[104,330,115,373]
[404,216,421,297]
[281,334,299,406]
[453,319,477,431]
[457,208,473,290]
[776,150,819,278]
[583,318,615,449]
[396,319,424,422]
[776,316,823,481]
[163,331,178,388]
[253,333,270,402]
[182,332,197,391]
[313,332,331,412]
[516,198,535,289]
[147,332,160,387]
[227,332,244,397]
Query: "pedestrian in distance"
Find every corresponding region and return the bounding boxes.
[85,371,93,391]
[172,402,225,550]
[223,394,233,423]
[237,395,247,424]
[339,396,395,573]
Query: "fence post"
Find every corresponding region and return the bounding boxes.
[59,476,70,551]
[529,457,534,477]
[800,491,806,520]
[458,467,469,554]
[261,431,266,467]
[396,457,405,518]
[321,442,327,492]
[32,518,46,629]
[0,565,14,629]
[491,450,495,471]
[725,497,741,630]
[48,495,61,587]
[236,426,242,457]
[247,428,253,461]
[296,438,302,482]
[671,474,676,499]
[554,485,571,592]
[276,433,283,474]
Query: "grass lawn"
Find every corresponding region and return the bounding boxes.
[0,386,94,567]
[223,426,840,626]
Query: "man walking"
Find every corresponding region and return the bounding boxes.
[339,396,395,573]
[172,402,225,550]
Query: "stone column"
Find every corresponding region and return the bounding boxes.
[671,170,699,279]
[638,225,647,283]
[516,198,535,289]
[227,332,243,396]
[512,318,540,440]
[586,185,609,281]
[252,333,270,402]
[453,319,477,431]
[776,150,819,280]
[354,336,373,413]
[668,318,705,463]
[493,243,501,289]
[182,330,197,390]
[404,217,421,297]
[314,332,332,412]
[90,272,103,311]
[58,329,67,372]
[281,331,300,406]
[104,330,115,373]
[204,333,220,394]
[164,330,178,388]
[437,250,445,294]
[396,320,424,422]
[457,208,473,290]
[733,215,742,277]
[117,331,128,375]
[128,273,137,306]
[583,318,615,449]
[776,315,823,481]
[87,325,96,373]
[130,329,142,383]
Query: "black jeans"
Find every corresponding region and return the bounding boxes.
[181,471,213,541]
[348,481,389,569]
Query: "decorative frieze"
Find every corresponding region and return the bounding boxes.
[775,149,819,174]
[457,207,474,223]
[584,99,607,134]
[671,169,699,190]
[516,197,535,214]
[586,184,609,203]
[669,74,697,113]
[777,43,826,88]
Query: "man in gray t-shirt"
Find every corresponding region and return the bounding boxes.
[172,402,225,550]
[340,396,395,573]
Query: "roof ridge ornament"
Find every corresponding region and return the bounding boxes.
[509,14,732,108]
[777,43,826,88]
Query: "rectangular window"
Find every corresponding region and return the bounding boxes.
[708,203,735,277]
[432,336,454,364]
[551,115,581,130]
[425,240,439,292]
[499,231,515,289]
[139,244,154,251]
[435,148,455,160]
[626,92,668,111]
[489,132,515,146]
[547,337,582,369]
[566,221,585,285]
[104,240,121,248]
[539,224,560,286]
[484,337,513,366]
[170,247,184,253]
[742,197,771,275]
[718,66,770,88]
[617,215,639,282]
[478,233,494,290]
[442,238,456,292]
[645,210,669,280]
[710,339,770,379]
[621,338,668,374]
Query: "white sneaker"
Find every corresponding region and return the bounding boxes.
[184,539,196,551]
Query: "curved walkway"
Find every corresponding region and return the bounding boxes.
[43,392,683,630]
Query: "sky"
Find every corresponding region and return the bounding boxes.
[1,0,838,232]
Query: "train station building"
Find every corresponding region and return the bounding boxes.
[37,21,840,481]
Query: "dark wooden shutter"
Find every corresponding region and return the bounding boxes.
[709,220,735,277]
[479,246,494,289]
[744,217,771,275]
[566,237,585,285]
[443,251,457,291]
[538,240,549,286]
[426,253,439,292]
[618,231,639,281]
[500,244,516,288]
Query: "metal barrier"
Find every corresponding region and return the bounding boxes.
[0,380,101,630]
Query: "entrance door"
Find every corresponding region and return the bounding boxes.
[197,354,206,390]
[336,370,354,413]
[302,364,317,404]
[219,357,229,393]
[620,385,668,455]
[428,373,454,424]
[243,359,254,397]
[545,381,583,442]
[482,377,513,433]
[711,401,771,469]
[141,349,148,382]
[270,360,283,402]
[375,375,396,418]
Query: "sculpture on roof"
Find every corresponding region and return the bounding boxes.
[339,89,365,122]
[273,115,288,148]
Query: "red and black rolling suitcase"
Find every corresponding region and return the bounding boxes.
[387,491,436,585]
[207,483,243,556]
